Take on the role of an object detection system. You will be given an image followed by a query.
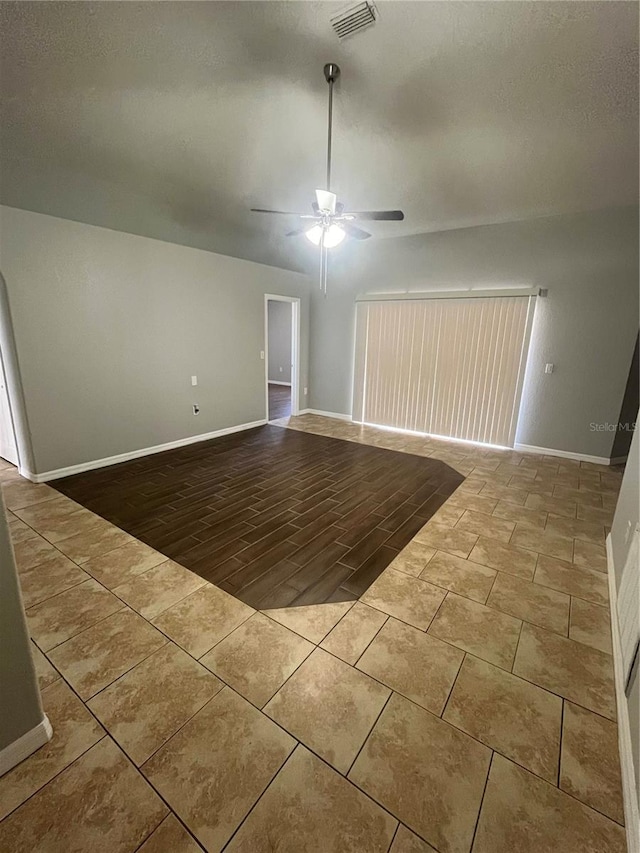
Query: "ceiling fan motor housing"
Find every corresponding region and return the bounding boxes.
[324,63,340,84]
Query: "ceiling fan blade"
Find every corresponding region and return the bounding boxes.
[285,228,306,237]
[336,201,344,215]
[251,208,304,215]
[315,189,337,215]
[312,201,320,215]
[349,210,405,221]
[342,222,372,241]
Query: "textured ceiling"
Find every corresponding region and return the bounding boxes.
[1,1,638,272]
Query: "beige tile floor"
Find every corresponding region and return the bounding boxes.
[0,415,628,853]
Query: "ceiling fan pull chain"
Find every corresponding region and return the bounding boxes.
[323,245,329,297]
[318,236,328,297]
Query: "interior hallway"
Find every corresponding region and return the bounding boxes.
[268,383,291,420]
[0,415,626,853]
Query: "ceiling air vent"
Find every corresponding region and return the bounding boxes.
[330,1,377,40]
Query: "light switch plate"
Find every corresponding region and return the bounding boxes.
[545,363,554,374]
[191,375,197,386]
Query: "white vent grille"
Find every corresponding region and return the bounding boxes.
[330,2,377,40]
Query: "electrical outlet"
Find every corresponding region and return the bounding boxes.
[279,366,283,373]
[193,404,200,415]
[304,387,308,396]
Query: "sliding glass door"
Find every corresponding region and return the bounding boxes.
[353,295,535,447]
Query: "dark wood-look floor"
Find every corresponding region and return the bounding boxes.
[268,383,291,420]
[53,426,464,608]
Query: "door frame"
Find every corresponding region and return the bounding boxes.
[0,272,34,475]
[0,346,18,465]
[264,294,300,421]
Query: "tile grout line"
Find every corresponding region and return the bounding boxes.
[568,595,575,641]
[29,599,129,656]
[468,749,495,853]
[101,727,200,851]
[213,734,303,851]
[384,821,401,853]
[345,690,394,780]
[344,679,621,827]
[350,613,390,669]
[439,651,468,721]
[509,612,526,675]
[0,732,111,825]
[77,633,173,704]
[18,639,228,820]
[131,812,202,853]
[134,683,228,770]
[19,570,91,610]
[24,584,317,834]
[557,699,565,788]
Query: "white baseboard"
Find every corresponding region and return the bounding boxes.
[514,443,623,466]
[298,408,353,422]
[20,419,268,483]
[284,429,625,464]
[296,421,628,461]
[0,715,53,776]
[268,381,292,387]
[606,534,640,853]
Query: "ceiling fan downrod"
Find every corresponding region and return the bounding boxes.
[324,62,340,193]
[320,63,340,296]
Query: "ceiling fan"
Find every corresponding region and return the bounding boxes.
[251,63,404,295]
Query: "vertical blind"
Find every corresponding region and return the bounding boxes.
[353,295,535,447]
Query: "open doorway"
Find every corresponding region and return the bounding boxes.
[0,271,34,476]
[0,345,18,466]
[265,295,300,422]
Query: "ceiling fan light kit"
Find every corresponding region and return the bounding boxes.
[251,63,404,295]
[305,222,346,248]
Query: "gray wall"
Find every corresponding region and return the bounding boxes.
[309,206,639,458]
[0,206,311,475]
[0,496,45,750]
[267,300,292,384]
